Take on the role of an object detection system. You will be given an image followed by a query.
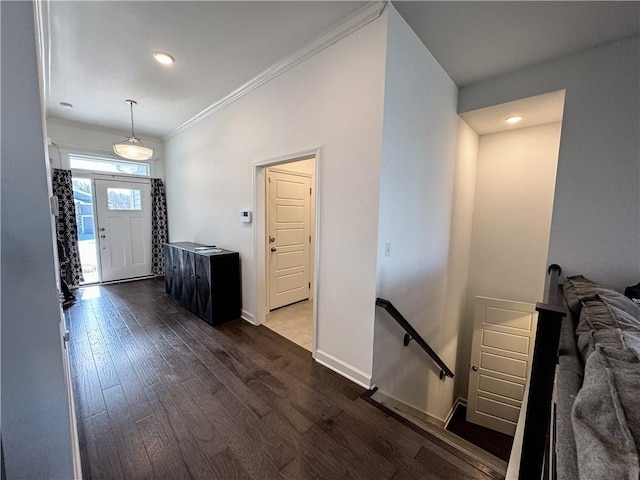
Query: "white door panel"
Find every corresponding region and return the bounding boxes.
[95,179,152,282]
[483,306,534,330]
[482,330,531,355]
[467,296,537,436]
[277,251,305,270]
[276,205,305,222]
[276,179,306,199]
[478,374,525,402]
[277,228,305,246]
[477,396,521,423]
[268,170,311,310]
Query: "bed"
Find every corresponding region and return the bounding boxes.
[509,266,640,479]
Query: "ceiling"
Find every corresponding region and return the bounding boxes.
[45,1,639,139]
[393,1,640,87]
[460,90,566,136]
[46,1,367,138]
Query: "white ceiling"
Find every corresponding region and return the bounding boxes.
[460,90,566,136]
[45,1,639,139]
[393,1,640,87]
[46,1,367,138]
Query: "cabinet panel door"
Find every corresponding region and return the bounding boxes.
[179,250,197,311]
[195,254,212,323]
[209,254,241,323]
[164,245,174,295]
[164,245,183,302]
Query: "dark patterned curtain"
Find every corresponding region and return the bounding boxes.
[151,178,168,275]
[52,168,84,286]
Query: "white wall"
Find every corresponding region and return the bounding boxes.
[47,117,165,178]
[164,13,387,385]
[469,123,562,302]
[457,122,562,400]
[446,119,479,402]
[1,2,74,478]
[372,5,459,422]
[459,37,640,291]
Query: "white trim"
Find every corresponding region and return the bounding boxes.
[52,143,161,178]
[252,148,322,360]
[371,389,446,428]
[164,1,386,140]
[241,310,257,325]
[53,141,160,162]
[267,167,312,179]
[33,0,51,106]
[314,350,372,389]
[60,320,83,479]
[253,149,318,168]
[444,396,467,428]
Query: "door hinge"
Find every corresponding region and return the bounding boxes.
[268,177,271,183]
[309,235,311,243]
[49,195,59,216]
[309,187,312,195]
[309,282,311,289]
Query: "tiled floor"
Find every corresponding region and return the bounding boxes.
[264,300,313,351]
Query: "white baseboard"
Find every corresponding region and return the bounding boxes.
[371,390,446,428]
[444,396,467,428]
[241,310,257,325]
[314,349,372,389]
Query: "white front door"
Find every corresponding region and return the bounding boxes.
[94,179,152,282]
[267,169,311,310]
[467,296,538,436]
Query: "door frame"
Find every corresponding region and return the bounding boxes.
[94,177,153,283]
[252,148,322,357]
[71,171,153,284]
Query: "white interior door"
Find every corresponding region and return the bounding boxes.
[467,296,538,436]
[94,179,152,282]
[268,169,311,310]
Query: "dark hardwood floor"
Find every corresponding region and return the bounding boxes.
[446,404,513,462]
[67,279,501,479]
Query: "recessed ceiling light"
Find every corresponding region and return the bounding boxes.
[505,115,524,125]
[153,50,175,65]
[60,102,73,109]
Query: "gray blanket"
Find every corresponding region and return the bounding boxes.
[572,345,640,480]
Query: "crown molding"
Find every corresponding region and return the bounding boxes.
[164,1,387,140]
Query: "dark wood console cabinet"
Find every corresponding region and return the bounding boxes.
[163,242,241,325]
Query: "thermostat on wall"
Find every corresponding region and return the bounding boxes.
[241,210,252,223]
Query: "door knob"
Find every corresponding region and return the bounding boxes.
[269,236,276,243]
[472,366,478,372]
[99,227,105,232]
[271,247,277,252]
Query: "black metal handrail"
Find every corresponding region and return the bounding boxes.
[376,298,454,380]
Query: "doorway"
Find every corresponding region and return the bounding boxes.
[70,155,154,284]
[253,150,319,353]
[94,178,152,282]
[72,176,99,284]
[266,168,312,310]
[458,90,565,436]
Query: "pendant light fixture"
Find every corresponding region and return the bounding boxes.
[113,99,153,161]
